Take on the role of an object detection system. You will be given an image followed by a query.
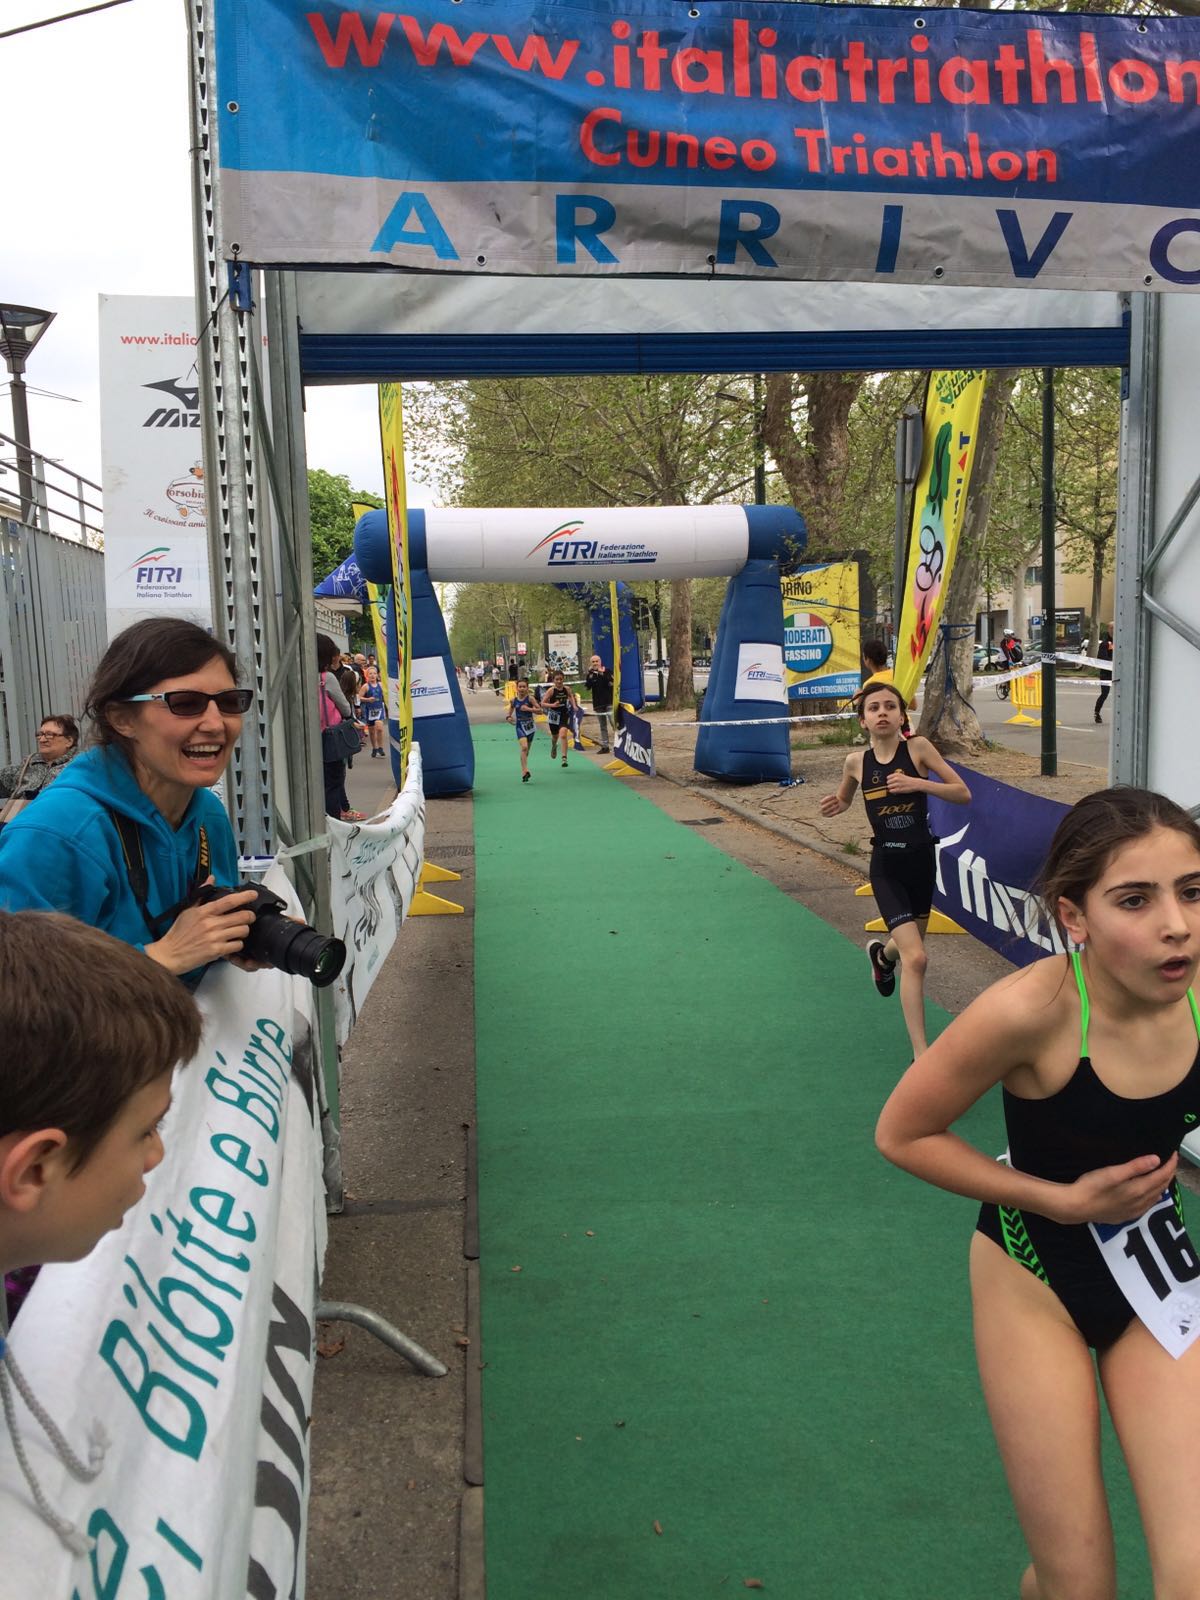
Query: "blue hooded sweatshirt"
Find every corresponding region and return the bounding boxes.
[0,744,238,985]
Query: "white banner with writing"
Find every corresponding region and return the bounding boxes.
[410,656,454,720]
[0,931,324,1598]
[98,295,213,640]
[328,742,425,1042]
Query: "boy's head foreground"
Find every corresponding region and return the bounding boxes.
[0,912,202,1273]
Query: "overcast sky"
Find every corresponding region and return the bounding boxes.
[2,0,411,512]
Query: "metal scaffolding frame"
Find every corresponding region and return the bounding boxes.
[187,0,343,1198]
[1113,293,1200,815]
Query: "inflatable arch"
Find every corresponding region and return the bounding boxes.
[353,504,806,795]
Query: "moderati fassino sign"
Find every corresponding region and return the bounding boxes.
[213,0,1200,290]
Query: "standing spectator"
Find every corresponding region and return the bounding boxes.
[318,633,366,822]
[491,662,502,696]
[585,653,614,752]
[1094,631,1114,724]
[507,656,519,683]
[860,639,892,691]
[337,664,364,773]
[0,715,80,828]
[0,617,257,988]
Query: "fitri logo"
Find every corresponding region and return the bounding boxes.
[143,374,200,429]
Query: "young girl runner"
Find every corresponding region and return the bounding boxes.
[360,665,386,757]
[542,671,578,767]
[876,787,1200,1600]
[820,681,970,1058]
[505,678,537,782]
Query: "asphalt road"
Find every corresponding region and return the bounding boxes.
[969,674,1112,772]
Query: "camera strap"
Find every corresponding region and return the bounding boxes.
[106,809,210,943]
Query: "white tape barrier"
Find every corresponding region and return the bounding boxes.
[0,931,323,1598]
[328,741,425,1045]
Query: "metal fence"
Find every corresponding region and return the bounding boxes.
[0,515,106,765]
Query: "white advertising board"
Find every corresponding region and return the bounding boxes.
[410,655,454,719]
[422,505,748,584]
[735,642,787,703]
[98,295,212,638]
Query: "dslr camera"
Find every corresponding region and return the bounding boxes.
[192,882,346,988]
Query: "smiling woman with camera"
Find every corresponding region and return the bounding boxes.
[0,617,259,988]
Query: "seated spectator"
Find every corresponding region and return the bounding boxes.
[0,715,80,828]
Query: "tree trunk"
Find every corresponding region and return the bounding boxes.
[917,370,1019,757]
[1007,540,1039,641]
[664,578,694,709]
[760,372,865,550]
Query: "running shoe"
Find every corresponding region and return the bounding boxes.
[867,939,896,997]
[522,771,531,783]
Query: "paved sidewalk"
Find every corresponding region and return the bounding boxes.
[304,701,1032,1597]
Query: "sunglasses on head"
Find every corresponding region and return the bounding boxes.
[120,689,254,717]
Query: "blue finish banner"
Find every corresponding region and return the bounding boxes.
[614,709,655,775]
[212,0,1200,289]
[929,763,1070,968]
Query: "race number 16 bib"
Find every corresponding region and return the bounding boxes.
[1091,1188,1200,1359]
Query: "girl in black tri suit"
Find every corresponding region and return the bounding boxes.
[878,788,1200,1600]
[542,672,577,767]
[820,681,969,1060]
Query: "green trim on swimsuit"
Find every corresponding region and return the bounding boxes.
[1070,949,1200,1057]
[998,1204,1050,1283]
[1070,949,1091,1057]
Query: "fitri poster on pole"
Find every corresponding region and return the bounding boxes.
[98,295,213,639]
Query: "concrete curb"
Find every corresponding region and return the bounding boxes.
[647,763,868,875]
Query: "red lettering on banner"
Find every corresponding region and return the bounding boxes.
[398,15,489,67]
[1166,59,1200,101]
[305,10,395,68]
[491,31,580,78]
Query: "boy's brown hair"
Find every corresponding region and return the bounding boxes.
[0,912,202,1170]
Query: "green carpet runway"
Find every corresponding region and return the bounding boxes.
[471,724,1150,1597]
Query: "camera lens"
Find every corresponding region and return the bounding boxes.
[242,896,347,987]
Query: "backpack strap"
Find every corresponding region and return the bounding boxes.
[107,810,211,942]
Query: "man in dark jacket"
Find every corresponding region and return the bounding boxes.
[585,654,614,752]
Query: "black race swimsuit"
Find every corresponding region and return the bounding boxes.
[976,952,1200,1349]
[860,740,936,931]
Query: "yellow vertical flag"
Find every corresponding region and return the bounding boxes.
[893,371,987,707]
[609,582,621,712]
[378,385,413,783]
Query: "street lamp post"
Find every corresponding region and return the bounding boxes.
[0,304,56,524]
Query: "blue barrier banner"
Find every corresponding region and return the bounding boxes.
[614,709,655,775]
[212,1,1200,290]
[929,763,1070,967]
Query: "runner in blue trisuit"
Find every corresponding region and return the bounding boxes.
[505,678,537,783]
